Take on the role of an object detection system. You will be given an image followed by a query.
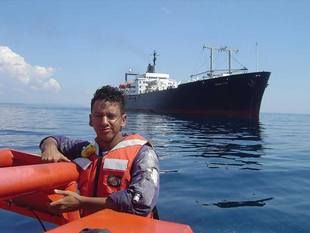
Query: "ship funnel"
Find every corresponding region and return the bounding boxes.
[147,64,155,73]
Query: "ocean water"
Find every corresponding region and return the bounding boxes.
[0,103,310,233]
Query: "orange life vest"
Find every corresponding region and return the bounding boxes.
[77,134,149,199]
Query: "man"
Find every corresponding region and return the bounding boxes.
[40,85,159,218]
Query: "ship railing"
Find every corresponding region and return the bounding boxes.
[190,68,248,80]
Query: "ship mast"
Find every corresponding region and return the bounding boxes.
[203,45,220,77]
[202,45,239,76]
[224,47,239,74]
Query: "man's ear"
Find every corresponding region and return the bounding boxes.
[120,114,127,129]
[89,114,93,127]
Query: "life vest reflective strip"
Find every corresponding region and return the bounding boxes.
[78,134,148,198]
[110,138,147,151]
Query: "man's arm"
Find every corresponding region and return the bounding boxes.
[40,136,90,162]
[108,145,160,216]
[49,189,118,213]
[41,137,70,162]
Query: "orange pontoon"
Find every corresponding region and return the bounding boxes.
[0,149,193,233]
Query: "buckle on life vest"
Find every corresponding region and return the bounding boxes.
[81,144,96,158]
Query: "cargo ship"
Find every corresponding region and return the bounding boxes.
[119,46,270,120]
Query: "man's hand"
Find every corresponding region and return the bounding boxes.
[50,189,82,212]
[41,137,70,162]
[50,190,118,214]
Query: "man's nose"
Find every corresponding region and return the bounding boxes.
[100,116,109,124]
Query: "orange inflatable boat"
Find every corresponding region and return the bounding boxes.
[0,149,193,233]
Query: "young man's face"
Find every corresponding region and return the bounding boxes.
[89,100,127,147]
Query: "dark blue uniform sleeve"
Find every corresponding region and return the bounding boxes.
[109,145,160,216]
[39,135,90,160]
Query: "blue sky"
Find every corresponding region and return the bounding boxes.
[0,0,309,114]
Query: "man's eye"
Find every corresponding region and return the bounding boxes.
[93,114,118,121]
[107,114,117,120]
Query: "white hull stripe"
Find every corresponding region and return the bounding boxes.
[111,139,147,151]
[103,158,128,171]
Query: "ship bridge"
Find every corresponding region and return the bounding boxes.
[127,72,177,95]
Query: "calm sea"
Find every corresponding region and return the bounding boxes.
[0,103,310,233]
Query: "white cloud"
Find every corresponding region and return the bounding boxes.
[0,46,61,92]
[43,78,61,91]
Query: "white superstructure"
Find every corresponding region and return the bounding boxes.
[120,51,178,95]
[123,72,177,95]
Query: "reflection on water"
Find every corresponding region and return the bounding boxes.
[201,197,274,208]
[127,112,275,226]
[127,113,265,171]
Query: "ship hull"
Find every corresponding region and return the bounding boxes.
[125,72,270,120]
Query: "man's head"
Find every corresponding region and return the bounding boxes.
[91,85,125,113]
[89,86,127,149]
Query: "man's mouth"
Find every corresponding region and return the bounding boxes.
[100,128,111,134]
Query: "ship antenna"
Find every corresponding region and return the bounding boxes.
[151,50,159,73]
[153,50,157,67]
[256,42,259,72]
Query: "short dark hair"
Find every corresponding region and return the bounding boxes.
[91,85,125,112]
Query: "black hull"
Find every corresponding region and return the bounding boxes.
[124,72,270,120]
